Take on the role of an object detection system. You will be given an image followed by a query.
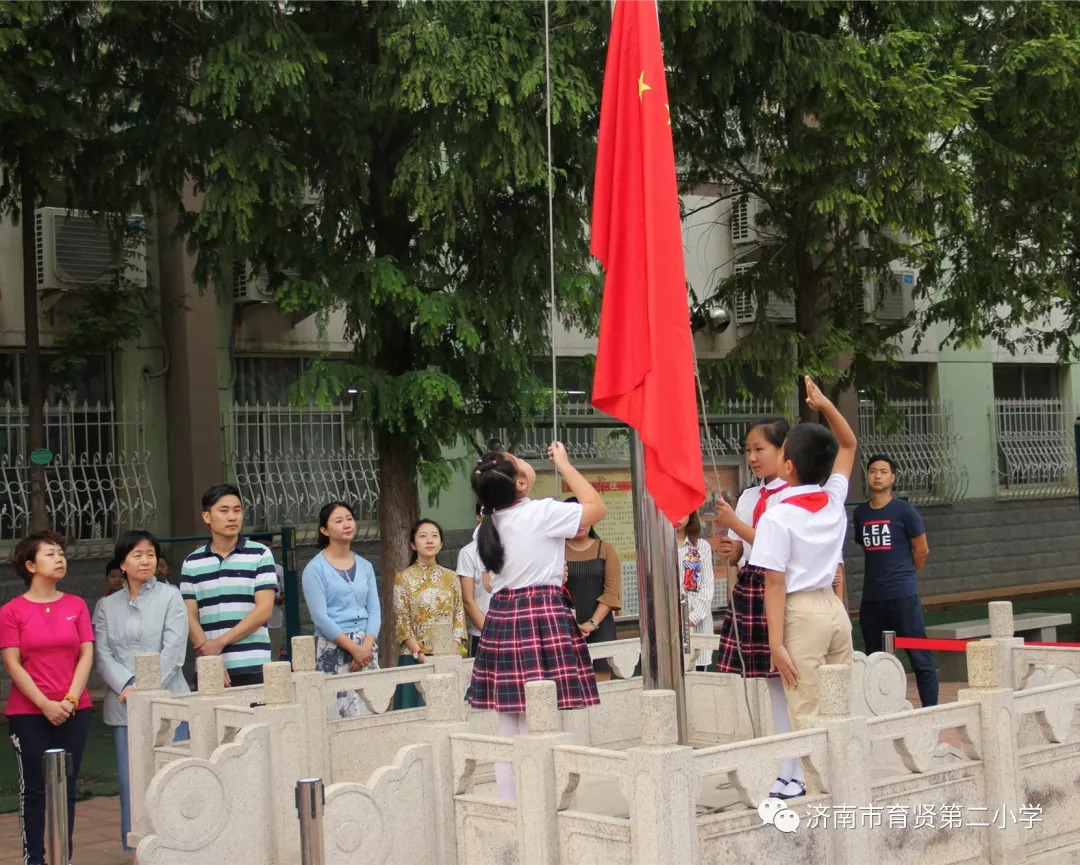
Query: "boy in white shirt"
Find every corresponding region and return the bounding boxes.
[749,377,856,736]
[457,502,491,656]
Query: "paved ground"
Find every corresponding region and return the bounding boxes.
[0,676,962,865]
[0,795,130,865]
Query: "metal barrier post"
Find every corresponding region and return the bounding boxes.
[282,520,300,658]
[882,630,896,655]
[295,778,325,865]
[43,749,69,865]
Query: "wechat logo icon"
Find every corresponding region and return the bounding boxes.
[759,797,801,834]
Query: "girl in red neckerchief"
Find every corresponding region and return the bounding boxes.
[711,418,806,799]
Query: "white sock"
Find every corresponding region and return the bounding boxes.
[495,712,522,801]
[768,678,804,786]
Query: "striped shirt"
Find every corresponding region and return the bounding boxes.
[180,536,278,675]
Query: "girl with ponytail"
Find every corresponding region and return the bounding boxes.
[467,441,606,802]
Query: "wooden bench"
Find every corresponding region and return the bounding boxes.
[920,578,1080,612]
[923,611,1073,681]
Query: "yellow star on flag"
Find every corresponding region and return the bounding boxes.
[638,71,651,102]
[664,103,670,125]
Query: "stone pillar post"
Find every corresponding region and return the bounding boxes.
[512,681,575,865]
[128,653,168,841]
[290,636,330,783]
[189,656,226,759]
[807,664,870,865]
[987,601,1023,690]
[958,641,1024,865]
[513,682,574,865]
[625,690,697,865]
[254,662,307,864]
[262,661,293,704]
[418,673,471,865]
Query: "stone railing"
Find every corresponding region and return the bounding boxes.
[124,627,924,864]
[127,631,1080,864]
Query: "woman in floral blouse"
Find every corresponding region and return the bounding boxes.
[392,519,466,709]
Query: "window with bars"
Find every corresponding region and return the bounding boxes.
[991,364,1073,497]
[230,355,378,541]
[992,364,1061,400]
[0,353,152,547]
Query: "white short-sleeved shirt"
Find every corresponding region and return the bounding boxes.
[456,540,492,636]
[749,474,849,594]
[728,477,789,565]
[472,497,583,593]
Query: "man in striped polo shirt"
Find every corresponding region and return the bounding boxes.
[181,483,277,687]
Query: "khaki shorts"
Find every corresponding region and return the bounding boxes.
[782,589,853,729]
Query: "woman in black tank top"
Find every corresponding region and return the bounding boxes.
[563,497,622,667]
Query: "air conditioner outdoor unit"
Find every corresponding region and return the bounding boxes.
[35,208,146,291]
[731,263,795,324]
[730,196,760,245]
[733,262,757,323]
[764,296,796,323]
[232,261,274,303]
[864,267,916,322]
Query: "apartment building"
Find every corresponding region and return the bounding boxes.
[0,190,1077,612]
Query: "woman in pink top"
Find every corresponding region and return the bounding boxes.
[0,530,94,865]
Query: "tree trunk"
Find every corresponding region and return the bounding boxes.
[20,170,48,532]
[376,430,420,668]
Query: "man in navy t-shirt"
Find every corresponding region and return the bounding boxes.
[854,454,938,706]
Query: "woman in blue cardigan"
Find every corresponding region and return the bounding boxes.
[302,502,381,718]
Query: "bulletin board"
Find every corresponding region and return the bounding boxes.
[533,460,747,617]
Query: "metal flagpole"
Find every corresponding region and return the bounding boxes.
[629,431,688,744]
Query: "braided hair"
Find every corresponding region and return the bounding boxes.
[471,449,519,573]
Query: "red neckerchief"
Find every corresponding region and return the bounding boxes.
[752,482,789,527]
[782,491,829,513]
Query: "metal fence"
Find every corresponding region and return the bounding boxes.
[992,397,1077,499]
[229,403,380,544]
[0,402,156,557]
[858,398,968,505]
[504,397,781,464]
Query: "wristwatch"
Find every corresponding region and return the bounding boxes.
[588,618,598,629]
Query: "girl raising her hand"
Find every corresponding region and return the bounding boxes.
[468,442,606,801]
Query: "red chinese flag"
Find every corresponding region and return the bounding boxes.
[590,0,705,524]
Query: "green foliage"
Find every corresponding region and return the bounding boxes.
[664,1,1080,403]
[930,2,1080,357]
[0,2,160,372]
[130,0,608,495]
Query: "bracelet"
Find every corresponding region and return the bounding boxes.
[588,618,598,629]
[64,693,79,707]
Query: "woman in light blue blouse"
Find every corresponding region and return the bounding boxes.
[92,530,190,850]
[302,501,381,718]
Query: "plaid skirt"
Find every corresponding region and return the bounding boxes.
[467,584,600,713]
[714,565,778,679]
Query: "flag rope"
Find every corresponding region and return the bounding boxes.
[694,352,757,736]
[544,0,559,459]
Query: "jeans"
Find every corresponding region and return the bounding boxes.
[861,594,939,707]
[113,722,189,850]
[8,709,92,865]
